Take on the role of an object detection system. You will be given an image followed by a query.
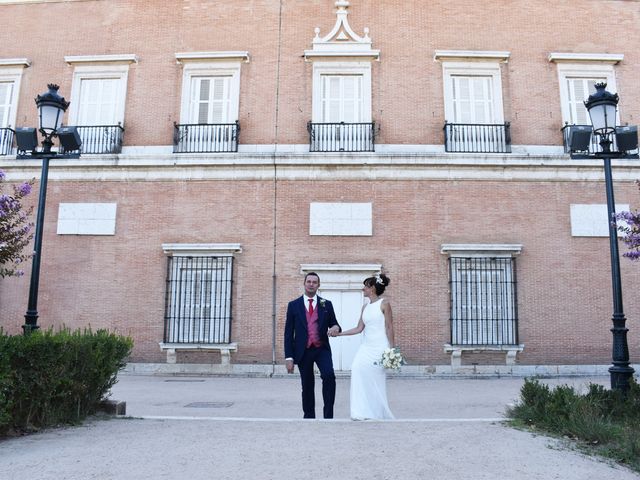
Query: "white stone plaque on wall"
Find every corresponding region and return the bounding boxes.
[570,204,629,237]
[57,203,117,235]
[309,202,372,236]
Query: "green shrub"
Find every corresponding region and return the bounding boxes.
[508,377,640,473]
[0,328,132,435]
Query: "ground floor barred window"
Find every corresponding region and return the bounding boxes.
[164,255,233,344]
[442,244,522,347]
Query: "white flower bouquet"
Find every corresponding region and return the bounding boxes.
[377,347,406,370]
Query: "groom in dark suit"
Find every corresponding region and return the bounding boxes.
[284,272,341,419]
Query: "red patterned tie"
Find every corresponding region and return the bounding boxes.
[308,298,314,316]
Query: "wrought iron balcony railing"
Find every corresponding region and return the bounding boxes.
[0,128,14,155]
[444,122,511,154]
[173,122,240,153]
[308,121,375,152]
[61,124,124,155]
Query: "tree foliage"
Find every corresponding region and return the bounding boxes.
[617,180,640,261]
[0,170,34,278]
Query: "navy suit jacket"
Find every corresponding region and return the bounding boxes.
[284,295,341,364]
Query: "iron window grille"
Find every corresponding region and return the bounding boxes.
[164,256,234,344]
[448,257,518,346]
[444,122,511,153]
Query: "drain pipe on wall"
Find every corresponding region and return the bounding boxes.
[270,0,284,377]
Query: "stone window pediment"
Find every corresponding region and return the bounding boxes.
[304,0,379,61]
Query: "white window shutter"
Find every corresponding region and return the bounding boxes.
[0,82,13,127]
[566,78,604,125]
[321,75,363,123]
[190,76,231,124]
[452,76,494,124]
[78,78,120,125]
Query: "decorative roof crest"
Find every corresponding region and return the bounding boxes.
[304,0,379,60]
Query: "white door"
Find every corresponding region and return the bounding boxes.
[321,289,363,371]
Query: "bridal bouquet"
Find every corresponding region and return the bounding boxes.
[378,347,406,370]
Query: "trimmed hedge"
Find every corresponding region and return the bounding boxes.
[0,328,132,435]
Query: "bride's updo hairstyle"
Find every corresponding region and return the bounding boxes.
[364,273,390,296]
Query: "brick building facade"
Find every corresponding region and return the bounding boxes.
[0,0,638,373]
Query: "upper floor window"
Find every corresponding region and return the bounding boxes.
[0,58,29,155]
[304,0,379,152]
[436,51,511,153]
[549,53,622,126]
[174,52,249,153]
[65,54,137,154]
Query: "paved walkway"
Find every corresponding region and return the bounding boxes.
[0,375,638,479]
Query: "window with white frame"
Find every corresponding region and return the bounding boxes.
[436,51,510,153]
[313,64,370,123]
[66,55,135,153]
[175,52,248,153]
[437,55,507,125]
[163,244,241,345]
[442,245,521,346]
[188,75,233,124]
[549,53,622,126]
[0,60,28,154]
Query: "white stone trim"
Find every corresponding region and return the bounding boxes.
[2,154,639,183]
[441,244,523,257]
[299,263,381,290]
[304,0,379,61]
[159,342,238,365]
[175,51,250,63]
[548,52,623,64]
[64,54,138,65]
[444,344,525,367]
[0,58,30,68]
[434,50,510,62]
[162,243,242,256]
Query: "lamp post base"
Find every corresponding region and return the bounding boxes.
[23,311,40,335]
[609,366,635,391]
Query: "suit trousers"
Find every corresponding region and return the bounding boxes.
[298,345,336,419]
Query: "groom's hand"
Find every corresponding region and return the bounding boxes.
[285,359,294,374]
[327,326,339,337]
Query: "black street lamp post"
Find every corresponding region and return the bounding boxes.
[570,82,638,390]
[17,84,81,334]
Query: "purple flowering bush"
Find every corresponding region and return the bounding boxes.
[616,180,640,261]
[0,170,35,277]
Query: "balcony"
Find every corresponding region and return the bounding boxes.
[61,125,124,155]
[0,128,14,155]
[308,121,375,152]
[444,122,511,154]
[173,122,239,153]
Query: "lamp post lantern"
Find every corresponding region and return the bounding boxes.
[19,84,81,334]
[581,82,637,391]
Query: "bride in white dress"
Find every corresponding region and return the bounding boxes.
[336,274,395,420]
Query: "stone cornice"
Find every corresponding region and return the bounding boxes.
[2,153,638,183]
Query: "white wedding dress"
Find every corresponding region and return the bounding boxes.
[350,298,394,420]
